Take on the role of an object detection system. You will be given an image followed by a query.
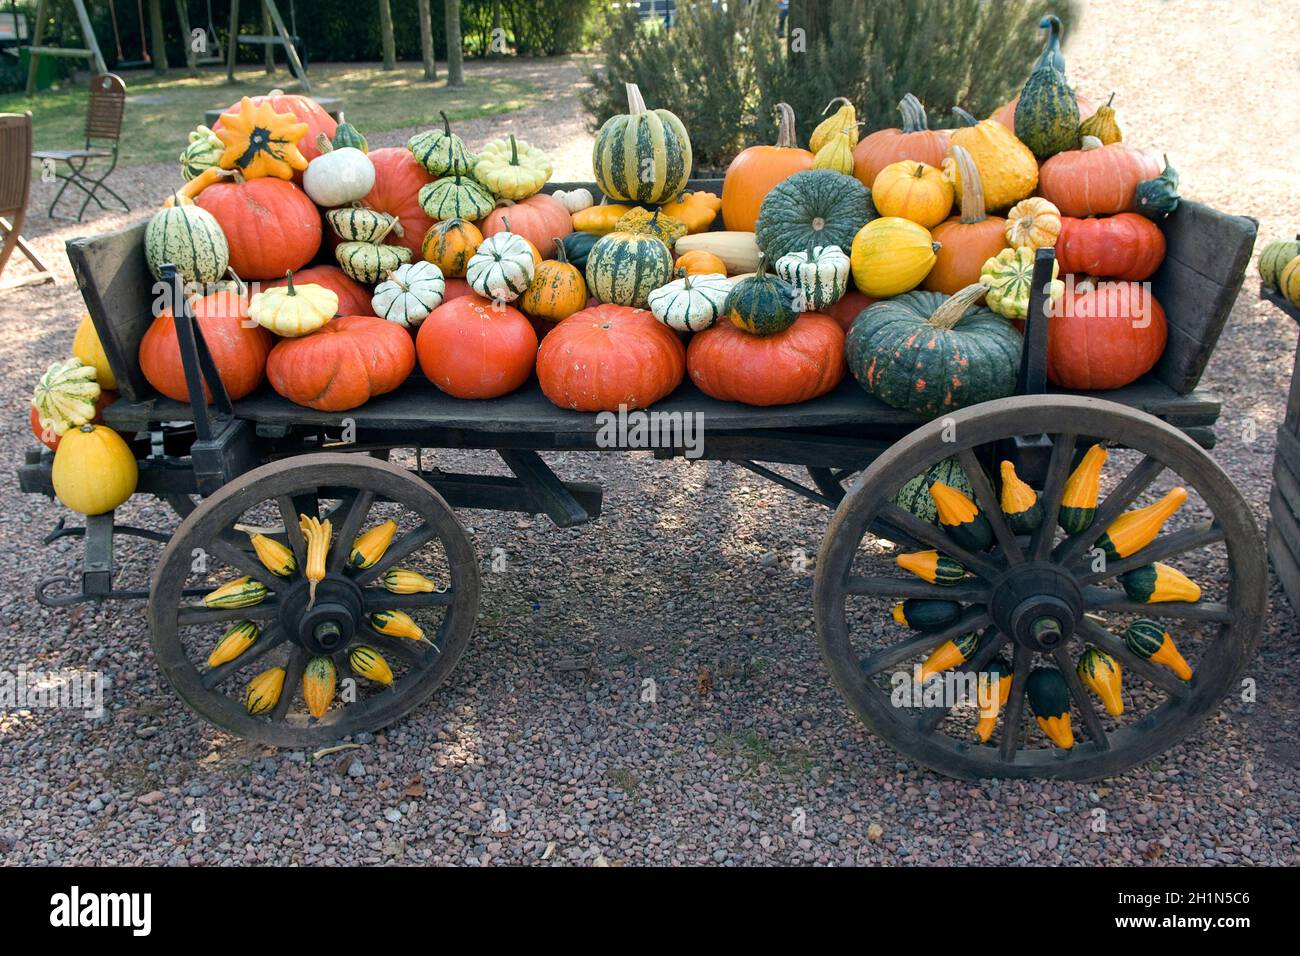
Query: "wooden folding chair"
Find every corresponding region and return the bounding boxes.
[31,73,130,222]
[0,112,56,289]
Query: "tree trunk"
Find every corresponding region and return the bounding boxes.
[418,0,436,80]
[490,0,502,58]
[175,0,199,77]
[262,3,274,73]
[226,0,240,83]
[378,0,397,71]
[445,0,464,87]
[148,0,169,74]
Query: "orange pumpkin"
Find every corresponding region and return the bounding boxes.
[140,288,272,403]
[195,177,321,281]
[721,103,814,232]
[1038,140,1163,218]
[520,243,587,322]
[357,147,436,257]
[415,295,537,399]
[1056,214,1166,281]
[675,250,728,276]
[422,218,483,277]
[480,194,572,259]
[213,88,336,180]
[1047,279,1167,390]
[443,277,474,301]
[871,160,954,229]
[923,145,1008,294]
[824,288,877,333]
[852,94,951,189]
[266,315,415,412]
[266,265,371,316]
[537,304,686,412]
[688,312,845,406]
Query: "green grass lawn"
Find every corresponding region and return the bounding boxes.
[1,63,540,168]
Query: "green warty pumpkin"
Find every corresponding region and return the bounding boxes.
[1013,15,1081,161]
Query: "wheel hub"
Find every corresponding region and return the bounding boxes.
[279,575,364,655]
[990,563,1083,652]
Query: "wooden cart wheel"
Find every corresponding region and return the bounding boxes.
[148,453,480,747]
[814,395,1265,780]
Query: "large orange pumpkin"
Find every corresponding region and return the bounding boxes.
[213,88,337,178]
[140,289,272,403]
[852,93,950,189]
[824,289,878,333]
[480,195,572,259]
[688,312,845,406]
[1055,213,1166,281]
[266,265,372,316]
[443,277,474,301]
[1038,141,1163,218]
[415,295,537,400]
[923,145,1008,294]
[196,177,320,280]
[721,103,814,232]
[360,148,436,257]
[266,315,415,411]
[537,305,685,411]
[1047,279,1167,390]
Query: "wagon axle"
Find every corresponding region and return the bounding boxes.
[279,575,363,656]
[989,563,1083,651]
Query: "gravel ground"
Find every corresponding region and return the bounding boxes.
[1,4,1297,867]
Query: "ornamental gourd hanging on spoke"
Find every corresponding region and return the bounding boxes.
[215,96,311,180]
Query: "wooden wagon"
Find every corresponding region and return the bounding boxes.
[19,182,1262,781]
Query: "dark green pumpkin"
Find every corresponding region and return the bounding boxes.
[408,111,477,177]
[1259,234,1300,290]
[754,169,876,261]
[894,457,971,524]
[1134,153,1180,220]
[560,231,601,273]
[585,231,674,308]
[725,261,798,335]
[845,283,1022,418]
[892,598,962,632]
[1014,15,1081,161]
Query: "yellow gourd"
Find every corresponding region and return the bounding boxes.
[72,314,116,389]
[810,97,859,153]
[302,656,336,719]
[1097,487,1187,559]
[1079,93,1122,145]
[215,97,310,180]
[250,533,295,576]
[203,576,268,609]
[208,621,259,667]
[929,480,993,551]
[245,666,285,715]
[944,107,1038,212]
[871,161,954,229]
[249,270,338,338]
[1124,620,1193,680]
[572,200,635,235]
[1119,562,1201,604]
[849,217,940,297]
[664,191,722,233]
[974,660,1013,743]
[915,631,980,683]
[349,645,394,685]
[299,514,332,608]
[614,207,688,246]
[51,424,138,515]
[370,609,423,641]
[1076,646,1123,716]
[999,461,1043,534]
[1059,444,1108,534]
[812,129,856,176]
[383,569,440,594]
[1003,197,1062,250]
[351,520,397,569]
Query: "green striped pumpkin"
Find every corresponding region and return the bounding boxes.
[1258,235,1300,290]
[336,241,411,284]
[408,110,476,176]
[724,261,799,335]
[327,207,402,244]
[774,244,849,312]
[894,457,971,524]
[585,232,673,309]
[1014,16,1081,161]
[418,175,495,222]
[592,82,692,206]
[179,125,224,181]
[144,203,229,284]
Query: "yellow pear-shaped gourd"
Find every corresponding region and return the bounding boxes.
[810,97,859,153]
[812,129,856,175]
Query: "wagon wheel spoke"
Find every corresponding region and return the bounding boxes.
[1077,618,1190,700]
[352,523,439,586]
[1052,646,1109,750]
[1084,588,1231,623]
[206,536,283,592]
[858,611,991,678]
[328,489,375,573]
[1077,521,1224,584]
[178,599,281,626]
[844,576,987,603]
[277,494,310,566]
[997,644,1034,762]
[917,631,1007,735]
[364,631,430,667]
[1055,454,1165,566]
[201,625,289,690]
[957,447,1023,565]
[1030,433,1076,561]
[875,504,1002,580]
[270,647,309,721]
[362,588,454,611]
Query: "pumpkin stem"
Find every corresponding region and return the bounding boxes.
[225,267,247,296]
[774,103,798,148]
[820,96,852,117]
[552,238,568,265]
[439,109,452,136]
[928,282,988,331]
[951,145,987,225]
[508,133,519,166]
[283,269,296,296]
[951,106,979,128]
[899,94,929,133]
[314,132,333,154]
[1103,92,1116,109]
[624,82,647,115]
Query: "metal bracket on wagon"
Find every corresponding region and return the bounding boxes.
[35,513,167,607]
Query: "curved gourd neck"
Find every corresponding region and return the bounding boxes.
[774,103,798,148]
[899,94,929,133]
[928,282,988,331]
[1034,14,1065,73]
[951,146,987,225]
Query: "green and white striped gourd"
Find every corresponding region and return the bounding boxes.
[418,175,495,222]
[592,82,692,205]
[893,457,971,524]
[179,125,224,181]
[466,231,536,302]
[407,110,476,176]
[585,232,674,309]
[647,272,730,332]
[31,358,101,437]
[144,202,229,284]
[328,207,402,244]
[774,244,849,311]
[1259,235,1300,290]
[336,241,411,285]
[371,261,445,327]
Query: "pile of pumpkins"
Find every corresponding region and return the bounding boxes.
[1260,232,1300,307]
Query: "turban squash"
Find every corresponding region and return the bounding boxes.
[213,89,337,173]
[267,315,415,412]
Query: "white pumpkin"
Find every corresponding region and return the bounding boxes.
[775,245,850,312]
[551,187,594,214]
[465,231,535,302]
[303,135,376,208]
[372,261,445,328]
[647,272,731,332]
